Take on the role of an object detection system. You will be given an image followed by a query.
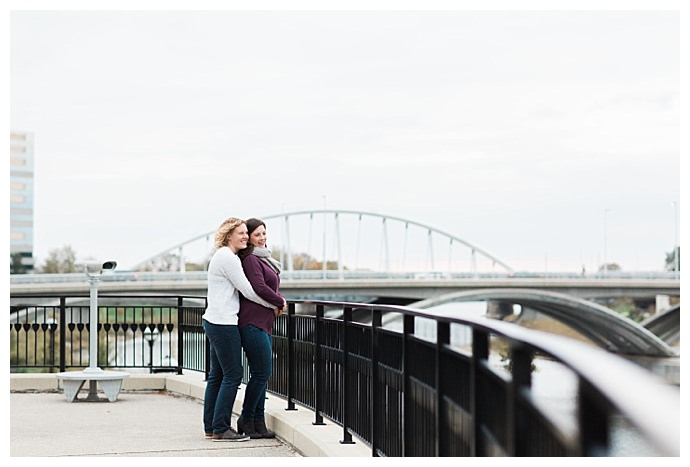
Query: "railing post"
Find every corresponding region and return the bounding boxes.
[59,296,66,372]
[578,380,610,456]
[200,297,211,381]
[471,328,489,457]
[313,304,325,425]
[370,308,382,457]
[508,343,532,456]
[204,296,210,380]
[176,296,184,374]
[286,301,297,411]
[436,321,450,456]
[402,313,415,456]
[204,314,210,381]
[340,306,355,444]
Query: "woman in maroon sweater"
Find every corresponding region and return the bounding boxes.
[237,218,285,439]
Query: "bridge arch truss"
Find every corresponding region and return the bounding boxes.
[135,210,513,276]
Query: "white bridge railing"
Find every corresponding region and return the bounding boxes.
[9,269,680,285]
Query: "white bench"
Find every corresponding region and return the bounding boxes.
[56,370,130,402]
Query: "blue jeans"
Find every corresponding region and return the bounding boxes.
[239,324,272,421]
[203,320,243,434]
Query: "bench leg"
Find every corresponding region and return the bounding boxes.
[62,380,86,403]
[99,379,124,402]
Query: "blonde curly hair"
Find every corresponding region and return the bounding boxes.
[214,217,245,249]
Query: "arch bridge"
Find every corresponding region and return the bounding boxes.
[134,209,514,276]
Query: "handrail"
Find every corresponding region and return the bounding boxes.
[9,270,681,284]
[441,311,679,455]
[276,299,679,456]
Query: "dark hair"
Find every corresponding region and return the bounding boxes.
[238,218,266,259]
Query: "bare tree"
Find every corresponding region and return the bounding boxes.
[39,245,78,273]
[10,253,27,274]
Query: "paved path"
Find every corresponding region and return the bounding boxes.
[10,392,300,457]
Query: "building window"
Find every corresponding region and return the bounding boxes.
[10,171,33,179]
[11,220,32,228]
[11,207,33,215]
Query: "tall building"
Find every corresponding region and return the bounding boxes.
[10,131,35,272]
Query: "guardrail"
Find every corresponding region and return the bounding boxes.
[269,301,678,456]
[9,294,679,456]
[10,294,207,374]
[9,269,681,284]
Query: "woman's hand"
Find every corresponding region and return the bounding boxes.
[275,300,287,317]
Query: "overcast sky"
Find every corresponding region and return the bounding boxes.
[9,2,682,273]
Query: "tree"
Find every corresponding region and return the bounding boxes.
[665,246,680,272]
[598,262,621,272]
[40,246,78,273]
[10,253,27,274]
[267,247,341,271]
[184,261,207,271]
[137,252,182,272]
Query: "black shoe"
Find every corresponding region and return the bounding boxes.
[254,418,276,439]
[212,428,249,442]
[237,417,262,439]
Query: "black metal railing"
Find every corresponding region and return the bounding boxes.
[267,301,679,457]
[9,294,679,456]
[10,294,206,374]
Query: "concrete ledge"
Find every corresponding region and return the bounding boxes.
[245,387,370,457]
[10,373,61,392]
[165,372,207,400]
[121,373,167,391]
[9,372,370,457]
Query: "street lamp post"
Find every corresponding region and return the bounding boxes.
[672,201,678,279]
[322,196,327,279]
[603,208,610,277]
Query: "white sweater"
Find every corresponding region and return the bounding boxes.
[202,247,276,325]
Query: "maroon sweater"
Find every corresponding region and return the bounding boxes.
[238,254,284,335]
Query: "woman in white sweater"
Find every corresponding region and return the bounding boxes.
[202,217,286,442]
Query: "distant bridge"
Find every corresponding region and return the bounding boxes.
[410,288,676,357]
[133,209,514,275]
[641,305,680,346]
[10,270,680,301]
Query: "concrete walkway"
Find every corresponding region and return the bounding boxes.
[9,372,371,457]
